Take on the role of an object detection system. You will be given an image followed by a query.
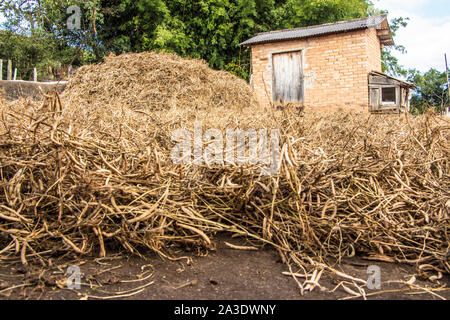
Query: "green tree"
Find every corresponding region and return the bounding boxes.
[92,0,272,78]
[0,0,102,79]
[0,29,81,80]
[0,0,410,81]
[407,68,449,114]
[0,0,46,35]
[381,17,408,77]
[278,0,369,28]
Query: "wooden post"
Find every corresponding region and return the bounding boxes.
[68,64,73,78]
[0,59,2,81]
[13,68,17,81]
[7,60,12,80]
[33,68,37,82]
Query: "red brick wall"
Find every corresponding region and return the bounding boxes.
[250,28,382,111]
[366,28,382,73]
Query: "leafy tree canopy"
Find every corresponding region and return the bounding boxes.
[0,0,409,80]
[407,68,449,114]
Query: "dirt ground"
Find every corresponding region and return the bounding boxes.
[0,234,448,300]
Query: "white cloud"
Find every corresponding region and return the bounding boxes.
[374,0,450,72]
[374,0,429,12]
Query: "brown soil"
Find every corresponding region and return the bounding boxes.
[0,234,448,300]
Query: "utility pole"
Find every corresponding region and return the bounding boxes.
[446,54,450,101]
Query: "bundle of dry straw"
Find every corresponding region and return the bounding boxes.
[0,52,448,292]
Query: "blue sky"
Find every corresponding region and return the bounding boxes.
[420,0,449,18]
[373,0,450,72]
[1,1,448,73]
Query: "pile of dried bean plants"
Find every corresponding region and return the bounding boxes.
[0,52,449,296]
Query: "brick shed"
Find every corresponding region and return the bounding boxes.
[241,15,414,113]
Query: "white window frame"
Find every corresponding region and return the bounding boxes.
[381,86,398,106]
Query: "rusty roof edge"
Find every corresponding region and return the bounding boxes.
[256,14,388,36]
[370,71,416,88]
[240,27,369,46]
[240,14,390,46]
[376,17,394,46]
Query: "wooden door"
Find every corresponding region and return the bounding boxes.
[370,87,380,110]
[272,51,304,104]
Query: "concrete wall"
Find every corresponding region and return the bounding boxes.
[0,80,67,101]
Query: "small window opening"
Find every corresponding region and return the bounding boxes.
[382,87,396,105]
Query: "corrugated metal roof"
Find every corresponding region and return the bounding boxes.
[369,71,416,88]
[241,15,391,46]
